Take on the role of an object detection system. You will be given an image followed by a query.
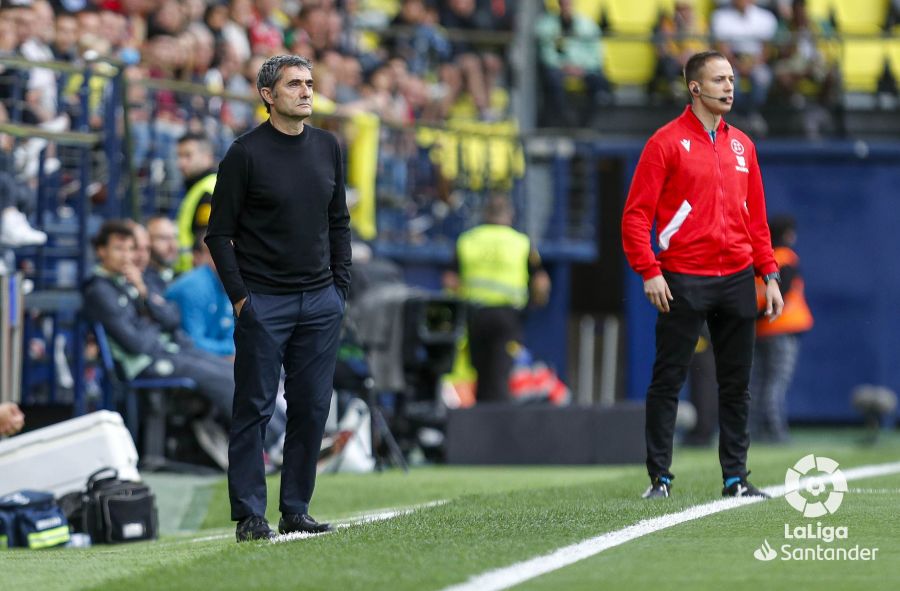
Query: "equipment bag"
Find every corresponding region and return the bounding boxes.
[0,490,71,549]
[81,467,158,544]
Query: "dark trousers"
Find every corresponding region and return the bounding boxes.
[228,285,343,521]
[468,305,522,403]
[645,267,757,481]
[749,333,800,442]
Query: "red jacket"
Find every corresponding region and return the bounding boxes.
[622,106,777,281]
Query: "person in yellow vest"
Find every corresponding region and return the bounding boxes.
[175,133,217,272]
[750,215,814,443]
[443,194,551,402]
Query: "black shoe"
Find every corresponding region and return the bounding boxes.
[642,476,672,499]
[236,515,275,542]
[722,477,770,498]
[278,513,333,535]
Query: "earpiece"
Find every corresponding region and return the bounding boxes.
[691,85,700,96]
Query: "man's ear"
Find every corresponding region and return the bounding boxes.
[260,87,273,106]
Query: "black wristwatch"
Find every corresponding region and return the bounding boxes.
[763,272,781,284]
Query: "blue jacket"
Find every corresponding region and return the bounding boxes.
[165,265,234,356]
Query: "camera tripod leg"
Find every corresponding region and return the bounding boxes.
[369,402,409,473]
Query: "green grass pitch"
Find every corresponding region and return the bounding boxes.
[2,428,898,591]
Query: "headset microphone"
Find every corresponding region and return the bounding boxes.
[691,85,729,103]
[701,93,730,103]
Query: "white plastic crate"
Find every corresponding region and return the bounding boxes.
[0,410,140,497]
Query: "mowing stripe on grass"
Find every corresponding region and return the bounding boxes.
[442,461,900,591]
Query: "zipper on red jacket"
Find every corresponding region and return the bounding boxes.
[713,132,726,276]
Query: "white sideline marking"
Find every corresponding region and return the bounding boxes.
[441,461,900,591]
[187,500,448,544]
[270,500,448,544]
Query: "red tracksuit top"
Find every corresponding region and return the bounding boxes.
[622,106,777,281]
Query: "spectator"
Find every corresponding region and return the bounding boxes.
[535,0,610,126]
[0,123,46,247]
[165,235,234,358]
[128,220,182,332]
[224,0,254,62]
[711,0,778,135]
[19,0,60,122]
[82,220,235,437]
[772,0,841,139]
[652,0,709,104]
[146,215,180,290]
[750,215,813,443]
[174,132,217,272]
[440,0,502,120]
[0,402,25,436]
[248,0,287,56]
[443,194,550,402]
[52,11,80,62]
[388,0,451,76]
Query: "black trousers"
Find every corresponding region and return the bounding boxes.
[228,285,343,521]
[645,267,757,481]
[468,305,522,403]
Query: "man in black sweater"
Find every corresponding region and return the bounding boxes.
[205,55,351,543]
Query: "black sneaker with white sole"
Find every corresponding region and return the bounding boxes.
[236,515,275,542]
[722,478,770,498]
[642,476,672,499]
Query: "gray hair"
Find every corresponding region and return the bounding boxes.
[256,55,313,113]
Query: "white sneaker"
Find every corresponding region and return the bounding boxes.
[192,416,229,470]
[0,209,47,247]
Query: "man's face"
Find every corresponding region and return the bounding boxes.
[54,15,79,53]
[264,65,314,120]
[147,218,179,267]
[97,234,135,275]
[131,224,151,271]
[696,57,735,114]
[176,139,213,180]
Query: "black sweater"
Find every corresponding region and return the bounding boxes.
[205,120,352,304]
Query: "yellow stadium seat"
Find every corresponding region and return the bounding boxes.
[657,0,676,17]
[360,0,400,20]
[603,37,657,85]
[832,0,888,34]
[804,0,834,23]
[604,0,663,33]
[574,0,605,23]
[693,0,715,23]
[887,38,900,86]
[841,38,888,92]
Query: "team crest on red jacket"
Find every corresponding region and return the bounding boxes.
[730,138,745,155]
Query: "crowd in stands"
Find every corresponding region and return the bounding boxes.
[537,0,897,137]
[0,0,897,272]
[0,0,526,257]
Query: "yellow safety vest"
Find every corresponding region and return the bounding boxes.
[457,224,531,308]
[175,173,217,273]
